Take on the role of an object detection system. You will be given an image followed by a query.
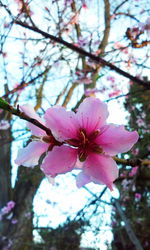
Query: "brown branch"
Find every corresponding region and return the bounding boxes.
[99,0,111,55]
[1,102,52,136]
[62,82,78,107]
[113,12,139,22]
[113,0,129,14]
[113,156,150,167]
[2,67,50,98]
[14,20,150,89]
[114,199,143,250]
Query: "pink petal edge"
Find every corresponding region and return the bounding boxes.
[20,104,45,136]
[44,106,79,141]
[41,145,78,176]
[95,125,139,156]
[84,153,119,190]
[76,97,109,135]
[15,141,49,167]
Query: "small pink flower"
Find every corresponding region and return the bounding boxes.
[82,2,88,9]
[7,201,15,210]
[75,71,92,85]
[132,148,139,155]
[15,98,138,190]
[85,88,99,96]
[137,118,145,127]
[114,42,128,54]
[0,120,10,130]
[120,172,126,177]
[77,36,89,47]
[122,179,132,190]
[143,17,150,37]
[135,193,141,200]
[11,219,18,224]
[109,90,121,98]
[107,76,115,84]
[129,166,138,177]
[1,206,10,215]
[77,76,92,84]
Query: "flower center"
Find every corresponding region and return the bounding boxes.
[67,129,103,162]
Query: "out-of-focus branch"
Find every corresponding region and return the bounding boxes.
[0,98,52,136]
[71,1,81,38]
[113,199,143,250]
[113,156,150,167]
[15,20,150,89]
[62,82,78,107]
[99,0,110,55]
[113,0,129,14]
[2,67,50,98]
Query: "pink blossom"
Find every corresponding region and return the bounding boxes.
[120,172,126,177]
[15,98,138,190]
[85,88,99,96]
[137,118,145,127]
[11,219,18,224]
[132,148,139,155]
[82,2,88,9]
[140,17,150,36]
[122,179,132,190]
[0,120,10,130]
[129,166,138,177]
[75,71,92,85]
[64,0,73,5]
[108,90,121,98]
[1,206,10,215]
[114,42,128,54]
[7,201,15,210]
[76,76,92,84]
[76,36,89,47]
[135,193,141,200]
[145,17,150,36]
[107,76,115,84]
[0,201,15,217]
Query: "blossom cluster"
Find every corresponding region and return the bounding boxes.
[15,97,139,190]
[0,201,15,221]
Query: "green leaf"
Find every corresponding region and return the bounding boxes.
[0,97,10,111]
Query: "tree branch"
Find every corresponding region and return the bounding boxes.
[113,199,143,250]
[14,20,150,89]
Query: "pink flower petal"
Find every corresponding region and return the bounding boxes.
[95,125,139,156]
[15,141,49,167]
[20,104,45,136]
[41,145,78,176]
[76,172,91,188]
[84,153,119,190]
[44,106,79,141]
[76,97,109,134]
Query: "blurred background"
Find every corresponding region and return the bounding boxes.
[0,0,150,249]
